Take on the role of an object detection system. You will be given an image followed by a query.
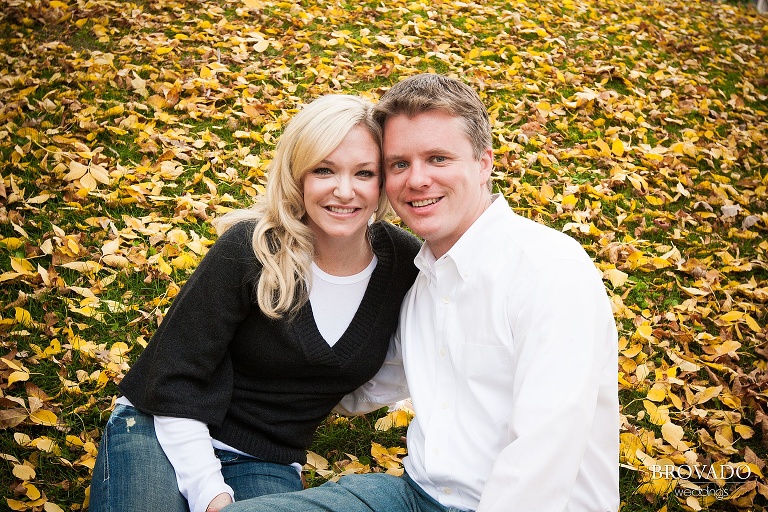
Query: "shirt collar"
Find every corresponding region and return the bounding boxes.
[414,194,509,284]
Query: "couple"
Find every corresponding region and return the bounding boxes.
[89,74,620,512]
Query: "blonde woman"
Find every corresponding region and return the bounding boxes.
[89,95,421,512]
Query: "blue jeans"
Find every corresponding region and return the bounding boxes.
[89,404,303,512]
[222,472,463,512]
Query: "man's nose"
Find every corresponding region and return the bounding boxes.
[406,161,431,188]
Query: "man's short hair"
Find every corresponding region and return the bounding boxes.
[373,74,493,160]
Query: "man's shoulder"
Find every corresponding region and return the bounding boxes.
[493,212,593,269]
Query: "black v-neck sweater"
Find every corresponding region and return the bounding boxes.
[119,221,421,465]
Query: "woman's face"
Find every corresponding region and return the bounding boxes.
[302,125,381,246]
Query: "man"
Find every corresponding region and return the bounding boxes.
[225,74,619,511]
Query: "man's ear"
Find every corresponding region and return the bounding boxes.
[478,148,494,183]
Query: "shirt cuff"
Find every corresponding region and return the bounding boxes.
[193,482,234,512]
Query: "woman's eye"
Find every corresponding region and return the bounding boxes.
[356,170,376,178]
[312,167,332,175]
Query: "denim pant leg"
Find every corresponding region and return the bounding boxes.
[223,472,451,512]
[217,450,303,500]
[89,404,188,512]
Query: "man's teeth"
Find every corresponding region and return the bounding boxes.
[411,198,439,207]
[328,206,356,214]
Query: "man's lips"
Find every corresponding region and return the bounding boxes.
[409,197,441,207]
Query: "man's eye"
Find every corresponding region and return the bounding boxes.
[392,162,408,170]
[432,156,447,163]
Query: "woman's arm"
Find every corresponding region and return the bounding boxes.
[154,415,234,512]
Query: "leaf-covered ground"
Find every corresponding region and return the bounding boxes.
[0,0,766,510]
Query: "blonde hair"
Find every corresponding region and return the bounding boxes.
[214,95,389,319]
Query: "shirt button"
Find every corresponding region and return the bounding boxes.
[433,448,440,456]
[441,402,449,409]
[444,488,452,495]
[442,297,449,304]
[439,348,447,357]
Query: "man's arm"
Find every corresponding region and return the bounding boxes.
[334,333,409,415]
[478,260,619,511]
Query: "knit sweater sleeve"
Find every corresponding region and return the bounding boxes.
[119,221,261,427]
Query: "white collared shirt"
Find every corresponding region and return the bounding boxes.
[341,195,619,511]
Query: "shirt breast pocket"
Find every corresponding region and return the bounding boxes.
[461,343,514,424]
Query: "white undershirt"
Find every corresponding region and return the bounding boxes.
[117,254,378,512]
[309,255,377,346]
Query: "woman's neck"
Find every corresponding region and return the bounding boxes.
[313,235,373,277]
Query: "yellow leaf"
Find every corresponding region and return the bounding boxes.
[536,101,552,117]
[686,496,702,511]
[603,268,628,287]
[594,138,611,156]
[744,314,761,332]
[200,65,212,79]
[64,160,89,181]
[104,105,124,117]
[89,164,111,185]
[26,193,51,204]
[646,196,665,206]
[15,433,32,446]
[12,464,36,481]
[8,371,30,387]
[44,503,66,512]
[29,410,58,426]
[79,172,98,190]
[171,252,196,270]
[636,476,676,496]
[24,482,41,500]
[59,261,101,273]
[646,383,667,402]
[49,0,68,7]
[10,257,35,275]
[612,138,625,157]
[692,385,722,405]
[304,451,329,471]
[108,342,131,363]
[7,498,28,510]
[156,256,173,275]
[102,254,130,268]
[661,422,688,451]
[32,437,60,453]
[156,46,174,55]
[66,435,84,447]
[375,410,411,431]
[719,311,744,323]
[15,307,33,327]
[635,324,654,341]
[0,237,24,250]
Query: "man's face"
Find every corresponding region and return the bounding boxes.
[383,110,493,258]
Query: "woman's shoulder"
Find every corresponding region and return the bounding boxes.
[371,221,422,256]
[203,219,260,265]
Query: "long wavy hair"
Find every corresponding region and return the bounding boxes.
[214,95,390,319]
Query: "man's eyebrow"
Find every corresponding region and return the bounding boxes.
[383,154,406,164]
[384,148,454,163]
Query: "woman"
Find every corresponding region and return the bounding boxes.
[89,95,421,512]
